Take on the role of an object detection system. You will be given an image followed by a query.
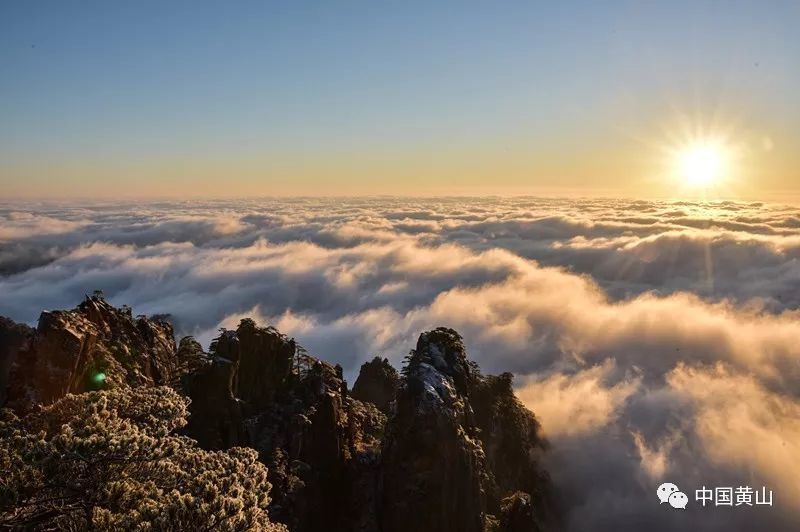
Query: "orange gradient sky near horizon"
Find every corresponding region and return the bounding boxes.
[1,2,799,201]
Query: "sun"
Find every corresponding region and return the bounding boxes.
[674,140,729,188]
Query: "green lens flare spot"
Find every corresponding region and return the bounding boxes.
[92,372,107,384]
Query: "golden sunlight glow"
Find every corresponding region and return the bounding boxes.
[655,114,746,198]
[674,140,729,188]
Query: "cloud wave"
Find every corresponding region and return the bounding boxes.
[2,197,800,530]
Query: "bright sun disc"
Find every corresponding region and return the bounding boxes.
[676,142,726,187]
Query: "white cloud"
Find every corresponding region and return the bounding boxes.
[3,197,800,530]
[516,360,640,437]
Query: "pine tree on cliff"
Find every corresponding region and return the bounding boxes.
[0,386,286,531]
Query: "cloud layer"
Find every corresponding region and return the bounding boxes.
[2,197,800,530]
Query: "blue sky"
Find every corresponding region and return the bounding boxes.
[1,1,798,197]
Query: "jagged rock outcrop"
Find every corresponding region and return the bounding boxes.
[0,299,553,532]
[180,337,245,450]
[183,319,387,532]
[2,294,198,410]
[471,372,552,520]
[498,492,538,532]
[381,327,551,532]
[210,318,296,410]
[351,356,400,414]
[268,364,384,532]
[381,327,489,532]
[0,317,33,406]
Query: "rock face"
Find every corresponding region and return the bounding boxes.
[382,328,552,532]
[0,299,553,532]
[2,295,199,411]
[180,337,245,450]
[499,492,538,532]
[381,328,489,532]
[183,318,387,532]
[0,317,33,406]
[351,356,399,414]
[211,318,296,410]
[471,372,553,518]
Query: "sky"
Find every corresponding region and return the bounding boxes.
[1,1,798,199]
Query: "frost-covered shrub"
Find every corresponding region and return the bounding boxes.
[0,386,286,531]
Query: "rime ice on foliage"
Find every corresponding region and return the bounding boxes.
[382,327,551,532]
[0,386,286,531]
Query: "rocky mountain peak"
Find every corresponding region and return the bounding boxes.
[210,318,297,410]
[0,317,33,406]
[351,356,399,414]
[1,299,553,532]
[413,327,474,386]
[381,326,552,532]
[2,294,191,411]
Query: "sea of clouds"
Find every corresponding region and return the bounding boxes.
[2,197,800,531]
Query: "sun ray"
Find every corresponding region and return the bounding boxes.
[676,141,727,188]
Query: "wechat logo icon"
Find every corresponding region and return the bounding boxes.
[658,482,688,509]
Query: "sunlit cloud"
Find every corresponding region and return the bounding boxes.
[2,197,800,530]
